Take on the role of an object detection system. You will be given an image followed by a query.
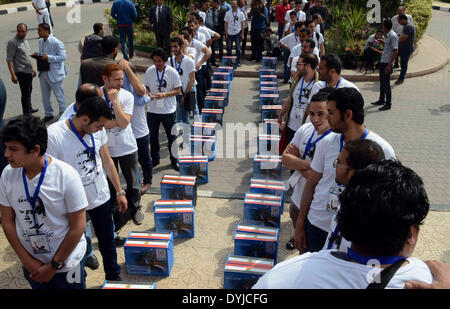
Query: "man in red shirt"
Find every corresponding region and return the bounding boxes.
[276,0,290,40]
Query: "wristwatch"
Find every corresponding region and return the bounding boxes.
[116,190,126,196]
[51,258,65,270]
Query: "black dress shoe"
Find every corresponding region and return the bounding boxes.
[395,79,404,85]
[379,104,391,111]
[42,115,54,122]
[86,255,99,270]
[171,162,179,172]
[152,160,160,168]
[30,108,39,113]
[115,236,127,247]
[371,100,384,106]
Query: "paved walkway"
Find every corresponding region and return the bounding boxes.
[0,4,449,289]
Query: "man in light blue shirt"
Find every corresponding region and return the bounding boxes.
[219,0,232,11]
[371,19,398,111]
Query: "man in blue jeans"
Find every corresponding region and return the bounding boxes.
[0,115,89,289]
[111,0,137,60]
[248,0,267,62]
[395,14,415,85]
[371,19,398,111]
[224,1,245,67]
[47,96,127,282]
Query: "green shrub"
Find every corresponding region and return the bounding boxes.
[405,0,433,43]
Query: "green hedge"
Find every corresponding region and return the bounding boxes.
[405,0,433,43]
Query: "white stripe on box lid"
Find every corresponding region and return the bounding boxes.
[228,255,274,266]
[163,175,196,181]
[244,199,281,206]
[251,179,285,186]
[262,105,282,109]
[179,155,208,160]
[124,240,170,248]
[246,193,282,200]
[251,184,285,190]
[129,232,172,240]
[255,155,282,160]
[155,207,194,213]
[201,109,223,114]
[205,96,225,101]
[154,200,193,205]
[192,122,217,128]
[237,224,279,235]
[224,265,270,274]
[235,232,277,241]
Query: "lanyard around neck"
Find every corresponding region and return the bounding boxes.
[156,66,166,91]
[339,127,368,153]
[303,129,332,160]
[103,88,113,110]
[22,155,48,233]
[347,248,406,265]
[175,55,184,74]
[326,77,342,89]
[298,77,314,105]
[69,115,96,159]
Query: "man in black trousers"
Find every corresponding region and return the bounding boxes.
[148,0,173,54]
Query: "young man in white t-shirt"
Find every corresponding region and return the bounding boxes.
[278,52,318,145]
[290,39,320,78]
[254,160,433,289]
[224,1,245,67]
[293,87,395,254]
[282,90,332,250]
[47,96,127,282]
[0,115,88,289]
[323,138,385,252]
[284,0,306,25]
[283,10,298,37]
[279,21,304,84]
[306,19,325,57]
[309,53,359,100]
[144,48,182,171]
[170,37,199,125]
[101,63,144,231]
[180,26,211,113]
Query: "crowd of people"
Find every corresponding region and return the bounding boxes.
[0,0,447,290]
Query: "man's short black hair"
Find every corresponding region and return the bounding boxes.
[180,26,194,37]
[312,13,321,21]
[289,10,297,16]
[398,14,408,21]
[75,96,113,123]
[343,139,385,171]
[93,23,104,34]
[295,21,305,30]
[316,86,335,98]
[170,36,185,47]
[310,90,329,104]
[321,53,342,75]
[17,23,27,30]
[75,84,100,104]
[190,11,201,21]
[383,18,393,30]
[300,28,311,36]
[101,36,119,55]
[151,47,169,62]
[337,160,429,256]
[327,87,364,125]
[1,115,47,155]
[305,19,315,28]
[303,38,316,49]
[38,23,51,33]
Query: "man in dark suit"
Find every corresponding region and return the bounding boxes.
[149,0,173,54]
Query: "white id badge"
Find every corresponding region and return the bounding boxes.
[29,233,51,254]
[327,186,344,213]
[94,171,106,195]
[296,106,305,119]
[288,171,301,189]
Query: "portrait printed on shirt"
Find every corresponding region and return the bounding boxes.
[75,147,98,187]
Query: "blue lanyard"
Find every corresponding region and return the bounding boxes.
[294,34,298,44]
[303,129,332,160]
[174,56,184,74]
[103,88,113,110]
[347,248,406,265]
[298,77,314,106]
[326,77,342,89]
[233,10,238,24]
[156,66,166,92]
[291,25,294,33]
[22,155,48,233]
[327,225,340,249]
[339,127,368,153]
[73,104,78,113]
[69,115,96,159]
